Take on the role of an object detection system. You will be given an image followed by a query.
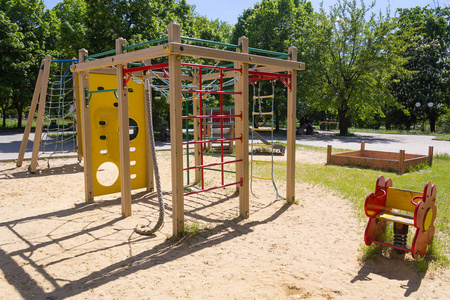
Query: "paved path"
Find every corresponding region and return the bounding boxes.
[1,129,449,162]
[292,131,450,155]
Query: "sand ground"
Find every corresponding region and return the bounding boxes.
[1,150,449,299]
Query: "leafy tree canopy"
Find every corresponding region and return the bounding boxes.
[299,0,409,134]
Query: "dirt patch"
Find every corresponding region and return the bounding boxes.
[0,151,449,299]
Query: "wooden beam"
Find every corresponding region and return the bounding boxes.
[168,23,185,236]
[428,146,433,165]
[327,145,332,164]
[71,45,167,73]
[286,46,298,203]
[90,68,192,81]
[399,150,405,174]
[79,49,94,203]
[116,38,132,217]
[73,69,83,162]
[17,59,45,167]
[30,55,52,173]
[167,42,305,70]
[237,37,250,218]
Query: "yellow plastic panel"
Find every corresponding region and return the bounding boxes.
[89,73,147,197]
[386,187,422,213]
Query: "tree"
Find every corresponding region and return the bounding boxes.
[0,0,60,128]
[85,0,196,53]
[231,0,313,130]
[53,0,88,58]
[390,6,450,132]
[0,10,22,127]
[300,0,408,134]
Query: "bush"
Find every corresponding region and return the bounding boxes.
[319,121,338,131]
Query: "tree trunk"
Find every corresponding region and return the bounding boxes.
[430,116,436,133]
[17,106,23,129]
[275,105,280,131]
[338,107,349,135]
[1,108,5,128]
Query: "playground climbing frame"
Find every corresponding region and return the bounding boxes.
[41,23,303,235]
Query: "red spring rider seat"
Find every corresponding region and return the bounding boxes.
[364,175,437,258]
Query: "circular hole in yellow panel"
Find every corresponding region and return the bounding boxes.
[96,162,119,187]
[129,118,139,141]
[131,174,137,179]
[130,160,136,166]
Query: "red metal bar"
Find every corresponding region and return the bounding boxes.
[183,136,242,146]
[184,179,243,196]
[182,114,242,120]
[280,77,291,90]
[199,67,204,189]
[123,62,169,75]
[162,68,170,78]
[220,69,224,185]
[183,159,242,171]
[372,240,412,253]
[182,89,241,95]
[182,62,241,72]
[249,70,291,78]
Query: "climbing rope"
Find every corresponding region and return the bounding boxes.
[134,76,165,235]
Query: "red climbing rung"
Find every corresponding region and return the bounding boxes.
[182,114,242,120]
[183,159,242,171]
[183,136,242,146]
[249,70,291,79]
[184,179,243,196]
[182,89,241,95]
[181,62,241,72]
[123,62,169,74]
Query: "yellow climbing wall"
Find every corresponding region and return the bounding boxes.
[88,73,148,197]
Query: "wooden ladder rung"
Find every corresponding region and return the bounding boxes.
[251,175,273,181]
[252,128,273,132]
[252,112,273,115]
[252,144,273,148]
[253,95,273,99]
[251,160,272,163]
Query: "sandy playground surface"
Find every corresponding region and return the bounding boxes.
[1,149,449,299]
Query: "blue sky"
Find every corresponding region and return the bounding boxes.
[43,0,447,24]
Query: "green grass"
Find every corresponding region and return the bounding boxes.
[434,134,450,141]
[0,118,29,130]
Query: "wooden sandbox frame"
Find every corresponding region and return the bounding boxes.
[327,142,433,174]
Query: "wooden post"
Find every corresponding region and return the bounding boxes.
[399,150,405,174]
[143,59,154,192]
[168,23,184,235]
[17,58,46,167]
[116,37,132,217]
[360,141,365,156]
[327,145,332,164]
[428,146,433,165]
[29,55,52,173]
[79,49,94,203]
[73,68,83,162]
[237,36,250,218]
[192,69,201,183]
[286,46,298,203]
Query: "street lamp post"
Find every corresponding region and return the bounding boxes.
[415,101,433,131]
